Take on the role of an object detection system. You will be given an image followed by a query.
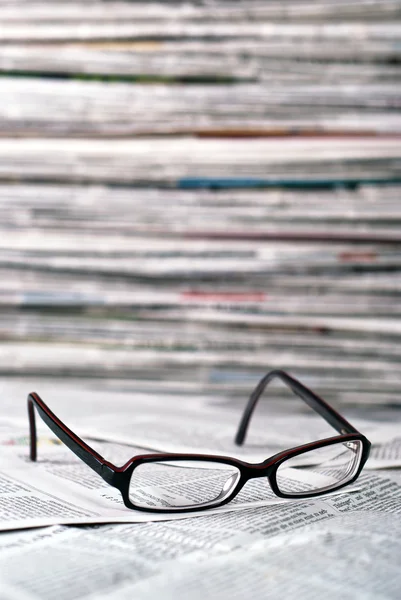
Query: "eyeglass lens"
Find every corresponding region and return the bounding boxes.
[275,439,363,496]
[129,460,241,510]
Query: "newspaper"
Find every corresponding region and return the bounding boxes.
[116,511,401,600]
[1,78,400,137]
[3,1,399,22]
[1,20,400,43]
[0,470,399,600]
[0,137,399,185]
[1,0,400,598]
[1,177,401,407]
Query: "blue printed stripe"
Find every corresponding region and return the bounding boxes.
[178,177,401,189]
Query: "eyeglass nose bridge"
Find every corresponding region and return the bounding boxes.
[241,461,276,483]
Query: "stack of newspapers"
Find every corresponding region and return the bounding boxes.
[0,2,400,598]
[0,1,399,406]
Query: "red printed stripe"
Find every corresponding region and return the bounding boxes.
[338,252,377,262]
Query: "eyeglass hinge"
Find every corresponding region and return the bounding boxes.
[101,463,118,486]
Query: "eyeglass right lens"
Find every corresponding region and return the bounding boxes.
[129,460,240,510]
[276,439,363,496]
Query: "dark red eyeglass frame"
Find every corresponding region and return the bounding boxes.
[28,369,371,513]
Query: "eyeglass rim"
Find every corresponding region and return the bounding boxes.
[27,369,372,514]
[119,433,370,512]
[270,436,366,499]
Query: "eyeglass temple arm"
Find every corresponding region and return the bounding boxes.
[235,369,359,446]
[28,393,117,486]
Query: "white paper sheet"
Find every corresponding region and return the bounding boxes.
[0,470,399,600]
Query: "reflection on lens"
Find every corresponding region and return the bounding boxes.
[276,439,363,496]
[129,460,240,510]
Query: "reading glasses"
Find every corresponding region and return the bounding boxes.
[28,370,371,513]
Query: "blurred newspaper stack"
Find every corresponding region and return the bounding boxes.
[0,0,399,408]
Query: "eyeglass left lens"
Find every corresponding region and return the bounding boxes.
[275,439,363,496]
[129,460,241,510]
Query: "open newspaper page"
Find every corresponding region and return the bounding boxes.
[0,470,399,600]
[2,420,369,531]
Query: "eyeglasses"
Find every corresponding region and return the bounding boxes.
[28,370,370,513]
